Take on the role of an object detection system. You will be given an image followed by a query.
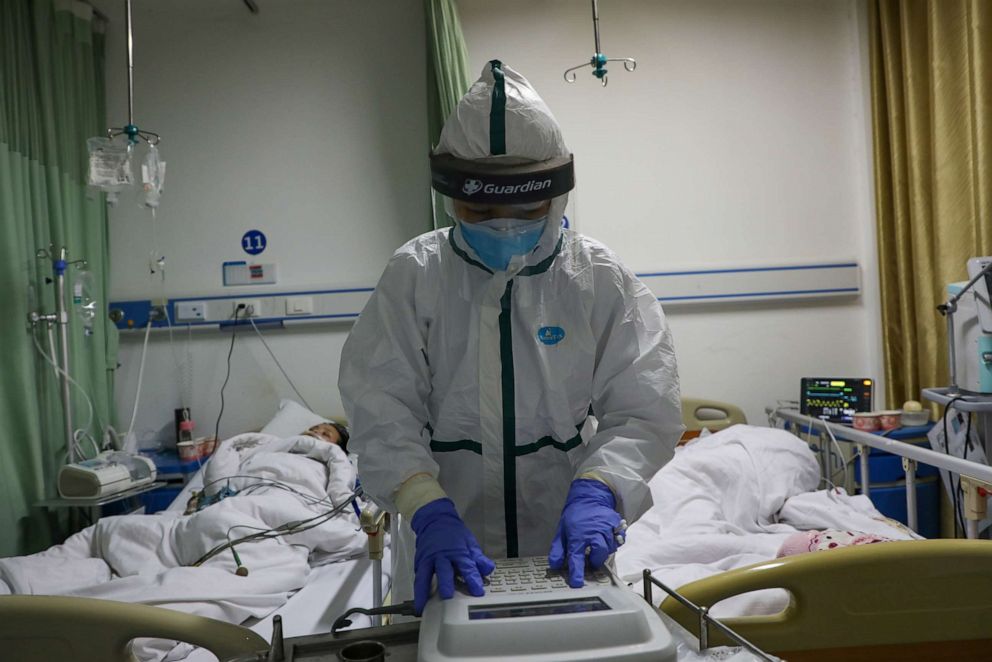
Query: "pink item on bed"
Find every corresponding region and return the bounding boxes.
[777,529,894,557]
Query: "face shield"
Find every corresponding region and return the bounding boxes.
[430,153,575,270]
[430,61,575,270]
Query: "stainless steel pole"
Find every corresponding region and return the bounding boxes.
[903,458,918,532]
[125,0,134,125]
[858,444,870,500]
[372,558,383,627]
[55,250,75,464]
[947,308,959,394]
[591,0,601,54]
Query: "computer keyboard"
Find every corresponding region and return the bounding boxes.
[482,556,612,595]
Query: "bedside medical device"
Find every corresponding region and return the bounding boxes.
[942,257,992,396]
[57,451,157,499]
[419,555,676,662]
[800,377,874,424]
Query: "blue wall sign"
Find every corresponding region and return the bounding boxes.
[242,229,267,255]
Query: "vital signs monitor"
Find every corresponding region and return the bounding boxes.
[418,556,676,662]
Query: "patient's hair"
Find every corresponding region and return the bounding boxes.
[304,421,350,453]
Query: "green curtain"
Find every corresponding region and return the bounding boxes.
[0,0,116,556]
[869,0,992,409]
[425,0,471,230]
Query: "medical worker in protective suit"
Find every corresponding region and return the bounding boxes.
[339,60,683,615]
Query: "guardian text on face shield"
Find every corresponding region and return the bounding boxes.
[464,179,552,196]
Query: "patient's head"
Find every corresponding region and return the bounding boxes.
[304,422,350,453]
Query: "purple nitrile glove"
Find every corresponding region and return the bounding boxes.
[548,479,623,588]
[411,498,496,615]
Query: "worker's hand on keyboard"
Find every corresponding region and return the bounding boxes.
[548,479,623,588]
[411,497,496,615]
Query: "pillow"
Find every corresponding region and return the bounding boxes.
[260,399,331,438]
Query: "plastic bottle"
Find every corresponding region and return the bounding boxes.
[73,269,97,336]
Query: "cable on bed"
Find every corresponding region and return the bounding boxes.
[190,487,362,568]
[197,473,345,509]
[331,601,417,634]
[223,523,314,575]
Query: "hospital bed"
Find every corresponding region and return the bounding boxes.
[0,594,268,662]
[0,403,392,662]
[0,485,389,662]
[641,404,992,659]
[680,396,747,440]
[156,434,392,660]
[656,539,992,660]
[8,400,991,660]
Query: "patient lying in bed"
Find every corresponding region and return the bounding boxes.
[616,424,919,618]
[184,421,351,514]
[0,428,367,661]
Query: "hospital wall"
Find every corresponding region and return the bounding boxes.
[460,0,884,423]
[99,0,431,446]
[104,0,882,448]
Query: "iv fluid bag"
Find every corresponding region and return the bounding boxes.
[142,144,166,208]
[87,137,133,205]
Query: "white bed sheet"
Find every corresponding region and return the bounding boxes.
[160,454,389,660]
[616,424,920,618]
[179,552,391,661]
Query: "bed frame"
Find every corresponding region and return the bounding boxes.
[680,397,747,442]
[771,406,992,537]
[0,594,269,662]
[656,539,992,660]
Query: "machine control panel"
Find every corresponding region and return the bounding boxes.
[419,556,676,662]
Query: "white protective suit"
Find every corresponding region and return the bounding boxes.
[339,61,683,603]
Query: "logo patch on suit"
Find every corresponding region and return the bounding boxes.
[538,326,566,346]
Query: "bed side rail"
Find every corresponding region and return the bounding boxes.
[643,571,778,660]
[0,595,268,662]
[656,539,992,653]
[771,406,992,535]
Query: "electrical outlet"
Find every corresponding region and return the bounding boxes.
[176,301,207,322]
[232,299,262,318]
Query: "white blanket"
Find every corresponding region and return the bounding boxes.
[0,433,367,660]
[616,425,919,617]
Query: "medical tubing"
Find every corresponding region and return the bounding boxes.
[33,330,97,459]
[248,317,312,410]
[126,320,153,439]
[191,489,359,567]
[223,475,341,508]
[213,307,241,444]
[55,258,75,462]
[822,414,849,490]
[161,283,192,409]
[942,398,966,535]
[331,601,416,634]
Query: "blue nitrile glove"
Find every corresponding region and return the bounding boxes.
[548,479,623,588]
[411,498,496,615]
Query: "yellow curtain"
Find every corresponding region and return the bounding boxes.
[870,0,992,408]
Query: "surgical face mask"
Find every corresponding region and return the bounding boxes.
[458,217,547,271]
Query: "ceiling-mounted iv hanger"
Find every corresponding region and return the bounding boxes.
[563,0,636,87]
[106,0,160,145]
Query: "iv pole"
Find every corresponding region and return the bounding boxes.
[107,0,159,146]
[29,247,86,464]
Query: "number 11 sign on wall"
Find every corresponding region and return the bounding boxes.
[242,229,267,255]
